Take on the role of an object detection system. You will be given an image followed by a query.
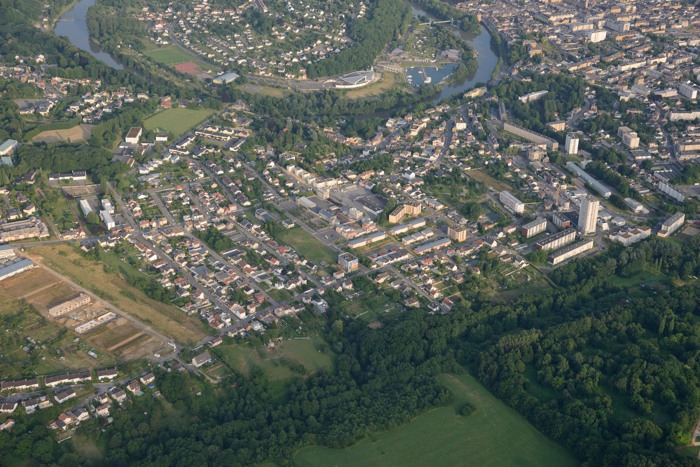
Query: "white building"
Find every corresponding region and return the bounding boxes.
[618,126,640,149]
[500,191,525,214]
[549,239,594,265]
[565,134,579,155]
[79,199,93,217]
[679,83,698,100]
[578,196,599,235]
[125,127,143,145]
[100,211,115,230]
[658,212,685,237]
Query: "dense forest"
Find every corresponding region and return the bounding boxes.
[2,238,699,465]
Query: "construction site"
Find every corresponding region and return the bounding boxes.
[0,267,174,363]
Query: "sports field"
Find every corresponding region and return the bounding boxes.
[216,337,333,380]
[294,372,577,467]
[143,46,193,66]
[143,107,214,138]
[275,227,337,265]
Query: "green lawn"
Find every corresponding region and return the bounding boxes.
[275,227,337,265]
[294,372,577,467]
[215,337,333,380]
[144,108,214,138]
[143,46,194,65]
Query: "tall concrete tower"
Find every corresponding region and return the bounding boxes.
[565,134,579,155]
[578,196,599,235]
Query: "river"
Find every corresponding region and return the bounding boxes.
[55,0,123,70]
[408,3,499,102]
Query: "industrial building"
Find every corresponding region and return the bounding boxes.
[534,228,577,251]
[47,293,92,318]
[658,212,685,237]
[564,134,579,155]
[578,197,600,235]
[520,218,547,238]
[0,257,34,282]
[549,239,595,265]
[500,191,525,214]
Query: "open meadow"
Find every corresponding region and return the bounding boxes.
[294,372,577,467]
[214,337,333,381]
[144,107,215,139]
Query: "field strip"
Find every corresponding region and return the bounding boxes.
[17,281,62,300]
[107,331,145,352]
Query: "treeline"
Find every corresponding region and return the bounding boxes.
[306,0,409,78]
[226,86,438,121]
[412,0,481,34]
[9,143,128,182]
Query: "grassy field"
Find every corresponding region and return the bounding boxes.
[276,227,337,265]
[294,372,577,467]
[27,244,209,344]
[144,107,214,139]
[240,84,289,98]
[215,337,333,380]
[343,72,400,99]
[466,169,513,193]
[143,45,194,65]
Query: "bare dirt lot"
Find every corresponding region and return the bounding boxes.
[0,266,173,364]
[32,124,93,144]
